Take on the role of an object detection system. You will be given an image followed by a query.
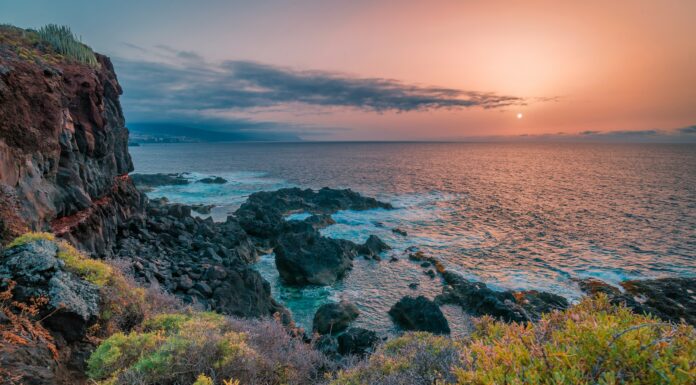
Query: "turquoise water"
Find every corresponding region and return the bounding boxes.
[130,142,696,333]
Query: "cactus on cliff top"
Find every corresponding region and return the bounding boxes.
[37,24,99,67]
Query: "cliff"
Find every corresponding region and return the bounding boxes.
[0,25,144,254]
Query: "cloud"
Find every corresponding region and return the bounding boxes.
[498,126,696,143]
[113,55,525,125]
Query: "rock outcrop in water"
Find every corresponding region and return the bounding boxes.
[235,187,392,239]
[437,270,569,322]
[577,277,696,326]
[274,221,358,285]
[235,187,393,285]
[130,173,190,191]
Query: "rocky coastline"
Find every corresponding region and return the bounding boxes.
[1,25,694,385]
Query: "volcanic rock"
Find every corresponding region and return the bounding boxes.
[197,176,227,184]
[389,296,450,334]
[0,240,100,341]
[313,300,360,335]
[437,270,568,322]
[130,173,189,190]
[577,277,696,325]
[358,235,391,259]
[337,327,379,355]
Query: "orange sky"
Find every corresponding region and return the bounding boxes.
[5,0,696,140]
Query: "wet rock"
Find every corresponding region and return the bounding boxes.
[409,251,446,275]
[130,173,189,189]
[392,228,408,236]
[313,300,360,335]
[577,277,696,326]
[337,327,379,356]
[197,176,227,184]
[275,228,356,286]
[0,240,100,341]
[358,235,391,259]
[389,296,450,334]
[235,187,392,239]
[304,214,336,229]
[437,271,568,322]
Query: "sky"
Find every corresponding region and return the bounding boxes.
[3,0,696,141]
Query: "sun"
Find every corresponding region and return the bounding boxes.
[516,112,523,119]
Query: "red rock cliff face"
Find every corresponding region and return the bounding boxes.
[0,30,144,255]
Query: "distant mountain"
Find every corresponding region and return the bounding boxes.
[127,122,301,143]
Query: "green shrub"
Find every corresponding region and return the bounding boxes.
[6,232,55,248]
[37,24,99,67]
[88,312,254,384]
[88,312,329,385]
[332,332,463,385]
[56,241,113,287]
[332,295,696,385]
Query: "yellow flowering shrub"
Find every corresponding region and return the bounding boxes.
[333,296,696,385]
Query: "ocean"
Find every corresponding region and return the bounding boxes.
[130,142,696,334]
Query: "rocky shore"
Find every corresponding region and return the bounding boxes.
[1,25,694,385]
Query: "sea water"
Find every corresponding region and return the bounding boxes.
[131,142,696,334]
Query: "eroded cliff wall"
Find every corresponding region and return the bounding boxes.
[0,27,144,254]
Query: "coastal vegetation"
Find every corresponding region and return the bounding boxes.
[36,24,99,67]
[333,296,696,385]
[87,310,328,385]
[0,23,99,67]
[2,215,695,385]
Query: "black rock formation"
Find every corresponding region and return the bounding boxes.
[389,295,450,334]
[577,277,696,326]
[313,300,360,335]
[436,270,568,322]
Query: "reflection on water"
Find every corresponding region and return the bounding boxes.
[132,142,696,332]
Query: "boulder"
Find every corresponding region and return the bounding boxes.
[313,300,360,335]
[275,229,355,286]
[358,235,391,259]
[388,296,450,334]
[0,240,100,341]
[337,327,379,355]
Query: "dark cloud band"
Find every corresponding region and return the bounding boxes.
[114,58,524,122]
